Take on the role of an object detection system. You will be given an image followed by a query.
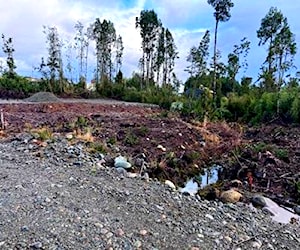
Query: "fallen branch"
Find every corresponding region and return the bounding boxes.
[0,109,4,130]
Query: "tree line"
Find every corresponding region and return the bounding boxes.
[0,1,299,124]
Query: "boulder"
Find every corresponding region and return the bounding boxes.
[251,195,267,208]
[219,189,242,203]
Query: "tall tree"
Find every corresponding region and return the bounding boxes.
[163,28,178,85]
[115,35,124,75]
[43,26,63,92]
[74,21,89,84]
[136,10,161,85]
[186,30,210,77]
[92,18,116,84]
[207,0,234,98]
[257,7,297,89]
[155,26,165,83]
[1,34,16,77]
[227,37,250,81]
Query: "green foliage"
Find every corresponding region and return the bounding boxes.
[88,142,107,154]
[35,127,53,141]
[124,129,139,146]
[0,75,44,98]
[75,116,88,128]
[274,148,289,161]
[252,142,273,153]
[291,95,300,122]
[107,136,117,145]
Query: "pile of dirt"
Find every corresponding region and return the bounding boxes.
[24,92,61,103]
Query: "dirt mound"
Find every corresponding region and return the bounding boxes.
[24,92,61,103]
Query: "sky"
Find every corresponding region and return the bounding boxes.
[0,0,299,84]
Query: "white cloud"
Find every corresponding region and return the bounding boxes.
[0,0,299,83]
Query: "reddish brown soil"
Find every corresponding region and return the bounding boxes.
[0,101,299,205]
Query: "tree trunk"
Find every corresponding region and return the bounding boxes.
[213,20,219,102]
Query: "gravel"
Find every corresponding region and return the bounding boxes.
[0,134,299,249]
[24,92,61,103]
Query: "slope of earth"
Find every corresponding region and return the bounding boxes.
[0,100,241,186]
[0,135,299,249]
[224,124,300,206]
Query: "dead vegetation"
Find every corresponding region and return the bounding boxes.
[0,101,299,204]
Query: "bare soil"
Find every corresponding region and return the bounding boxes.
[0,97,299,205]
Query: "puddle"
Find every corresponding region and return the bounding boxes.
[197,164,222,188]
[179,179,199,195]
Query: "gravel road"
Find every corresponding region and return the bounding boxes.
[0,133,299,250]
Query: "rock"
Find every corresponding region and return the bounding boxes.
[165,180,176,190]
[252,239,263,248]
[251,195,267,208]
[157,145,166,151]
[205,214,214,220]
[29,241,43,249]
[66,133,73,140]
[114,156,132,169]
[127,172,138,178]
[294,206,300,215]
[230,179,243,187]
[139,229,147,236]
[115,167,128,176]
[134,240,142,248]
[116,228,125,237]
[219,189,242,203]
[21,226,29,232]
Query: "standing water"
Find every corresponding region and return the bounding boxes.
[197,164,222,188]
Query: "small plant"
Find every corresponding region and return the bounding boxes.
[124,130,138,146]
[75,127,94,142]
[107,136,117,145]
[88,142,107,154]
[36,127,53,141]
[24,122,33,131]
[75,116,88,128]
[274,148,289,161]
[252,142,273,153]
[133,126,149,137]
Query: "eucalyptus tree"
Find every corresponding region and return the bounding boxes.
[163,28,178,85]
[92,18,116,84]
[115,35,124,75]
[186,30,210,77]
[227,37,250,81]
[74,21,90,83]
[1,34,16,77]
[257,7,296,89]
[155,26,165,83]
[136,9,161,85]
[207,0,234,96]
[43,26,63,92]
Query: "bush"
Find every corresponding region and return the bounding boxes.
[0,75,44,99]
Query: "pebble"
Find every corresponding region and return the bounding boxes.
[252,239,262,248]
[106,232,113,239]
[29,241,43,249]
[294,206,300,215]
[21,226,29,232]
[205,214,214,220]
[224,236,232,243]
[100,228,109,235]
[116,228,125,237]
[139,229,147,236]
[134,240,142,248]
[165,180,176,190]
